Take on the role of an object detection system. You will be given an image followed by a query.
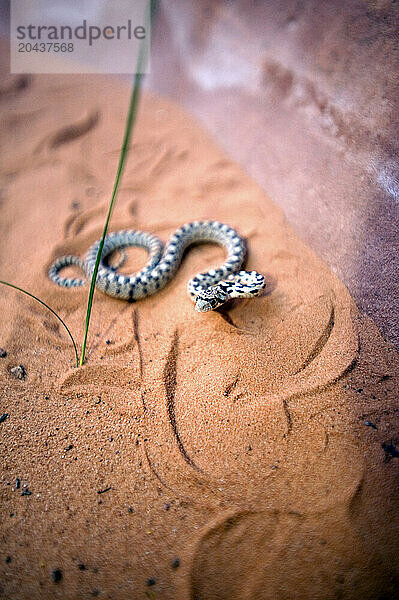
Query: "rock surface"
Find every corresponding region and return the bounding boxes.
[148,0,399,348]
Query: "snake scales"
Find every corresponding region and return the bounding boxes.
[48,221,266,312]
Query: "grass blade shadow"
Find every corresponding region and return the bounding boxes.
[0,280,79,367]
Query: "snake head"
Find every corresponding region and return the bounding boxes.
[195,285,228,312]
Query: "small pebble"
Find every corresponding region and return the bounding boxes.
[5,556,12,563]
[78,564,87,571]
[0,348,7,358]
[21,488,32,496]
[0,413,8,423]
[51,569,63,583]
[128,507,135,514]
[171,558,180,569]
[364,421,377,429]
[147,578,156,586]
[10,365,27,380]
[15,478,21,489]
[163,503,170,511]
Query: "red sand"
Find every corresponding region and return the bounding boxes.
[0,69,398,599]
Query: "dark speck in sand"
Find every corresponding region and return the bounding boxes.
[15,478,21,489]
[147,578,156,586]
[128,506,135,514]
[51,569,63,583]
[97,486,112,494]
[365,420,377,429]
[382,442,399,459]
[0,413,8,423]
[5,556,12,563]
[65,444,74,451]
[171,558,180,569]
[91,590,100,597]
[0,348,7,358]
[78,564,87,571]
[21,488,32,496]
[163,503,170,511]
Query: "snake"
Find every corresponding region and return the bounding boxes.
[48,221,266,312]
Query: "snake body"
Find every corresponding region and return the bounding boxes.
[48,221,265,312]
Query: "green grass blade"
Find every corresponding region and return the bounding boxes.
[79,34,148,366]
[0,279,79,367]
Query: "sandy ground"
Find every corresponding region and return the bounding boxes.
[0,70,398,600]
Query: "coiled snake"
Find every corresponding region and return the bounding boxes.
[48,221,265,312]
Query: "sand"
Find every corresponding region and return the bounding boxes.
[0,69,398,599]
